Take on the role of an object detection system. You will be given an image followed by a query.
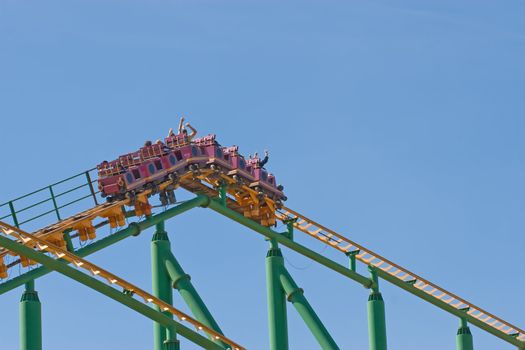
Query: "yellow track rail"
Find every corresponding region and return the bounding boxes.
[0,220,245,350]
[277,207,525,342]
[0,168,262,269]
[3,159,522,346]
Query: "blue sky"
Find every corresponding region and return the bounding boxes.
[0,0,524,349]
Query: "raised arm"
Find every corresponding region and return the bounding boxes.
[178,117,185,134]
[260,150,269,167]
[185,123,197,139]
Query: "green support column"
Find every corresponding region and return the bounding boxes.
[284,219,295,241]
[20,280,42,350]
[346,250,359,272]
[456,317,474,350]
[279,267,340,350]
[0,234,224,350]
[218,183,227,207]
[63,230,74,252]
[1,196,209,296]
[152,221,174,350]
[164,250,227,348]
[367,267,387,350]
[164,325,181,350]
[207,199,373,289]
[266,239,289,350]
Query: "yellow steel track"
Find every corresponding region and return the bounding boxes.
[277,207,525,342]
[0,160,523,347]
[0,220,245,350]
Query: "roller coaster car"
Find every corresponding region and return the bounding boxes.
[119,151,142,168]
[194,134,231,171]
[101,154,178,199]
[140,143,166,160]
[165,133,189,149]
[163,137,207,172]
[97,129,286,206]
[97,160,122,177]
[100,162,152,198]
[194,134,222,158]
[182,144,209,171]
[223,146,246,169]
[98,174,123,198]
[246,158,285,200]
[223,146,252,181]
[97,160,125,197]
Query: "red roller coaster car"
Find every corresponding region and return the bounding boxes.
[97,131,286,205]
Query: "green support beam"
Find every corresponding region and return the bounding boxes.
[266,239,289,350]
[164,249,227,348]
[164,325,181,350]
[0,195,209,296]
[218,184,227,207]
[456,318,474,350]
[367,267,387,350]
[279,263,339,350]
[346,250,359,272]
[152,222,174,350]
[0,234,225,350]
[206,197,525,349]
[375,268,524,348]
[206,198,374,289]
[2,192,521,349]
[265,240,339,350]
[20,280,42,350]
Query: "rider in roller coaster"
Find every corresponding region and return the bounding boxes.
[249,150,270,168]
[167,117,198,141]
[168,117,269,167]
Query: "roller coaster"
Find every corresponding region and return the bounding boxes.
[0,126,522,350]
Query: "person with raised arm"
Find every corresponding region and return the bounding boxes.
[260,149,269,167]
[253,150,269,168]
[167,116,197,141]
[178,116,185,134]
[184,122,197,140]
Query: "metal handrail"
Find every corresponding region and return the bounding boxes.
[0,168,99,228]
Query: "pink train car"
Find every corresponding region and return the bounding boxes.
[97,130,286,202]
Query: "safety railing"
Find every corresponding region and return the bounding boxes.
[0,168,100,230]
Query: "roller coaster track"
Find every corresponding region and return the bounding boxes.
[277,207,525,345]
[0,168,244,270]
[0,163,523,348]
[0,220,245,350]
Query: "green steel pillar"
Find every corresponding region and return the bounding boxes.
[20,280,42,350]
[266,239,289,350]
[279,267,340,350]
[346,250,359,272]
[218,183,227,207]
[0,233,224,350]
[367,267,387,350]
[456,317,474,350]
[63,230,74,252]
[164,325,181,350]
[152,221,174,350]
[284,219,294,241]
[164,250,227,348]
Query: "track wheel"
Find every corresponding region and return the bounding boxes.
[167,190,176,204]
[159,191,168,206]
[168,173,178,183]
[125,191,136,203]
